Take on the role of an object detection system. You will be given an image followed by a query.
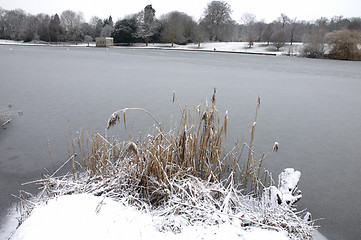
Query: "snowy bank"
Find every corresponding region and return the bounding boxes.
[122,42,303,56]
[0,39,95,47]
[2,168,317,240]
[5,193,289,240]
[0,39,302,56]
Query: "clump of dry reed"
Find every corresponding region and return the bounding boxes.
[17,89,315,239]
[103,89,272,197]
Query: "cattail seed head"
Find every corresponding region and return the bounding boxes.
[106,112,120,130]
[212,88,216,104]
[128,142,138,155]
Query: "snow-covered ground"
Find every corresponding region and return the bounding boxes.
[0,193,328,240]
[0,39,47,46]
[0,168,327,240]
[125,42,303,56]
[2,194,290,240]
[0,39,303,56]
[0,39,94,47]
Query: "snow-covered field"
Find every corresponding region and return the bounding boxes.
[0,39,303,56]
[142,42,303,56]
[0,39,93,47]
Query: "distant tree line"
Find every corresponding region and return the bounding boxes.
[1,1,360,59]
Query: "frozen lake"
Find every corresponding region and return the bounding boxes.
[1,45,360,239]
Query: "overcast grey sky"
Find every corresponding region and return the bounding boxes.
[1,0,360,23]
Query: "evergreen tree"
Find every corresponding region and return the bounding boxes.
[49,14,62,42]
[103,15,113,27]
[112,18,137,44]
[135,5,158,46]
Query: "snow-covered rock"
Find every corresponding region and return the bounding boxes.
[278,168,302,205]
[263,168,303,207]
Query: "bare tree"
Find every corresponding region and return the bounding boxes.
[200,1,233,42]
[0,7,6,38]
[286,18,301,45]
[241,12,256,46]
[90,16,103,37]
[84,35,93,46]
[254,21,266,42]
[276,13,303,45]
[194,23,208,48]
[293,20,309,43]
[262,23,274,45]
[160,11,197,46]
[279,13,290,29]
[271,30,287,50]
[20,14,41,42]
[60,10,84,41]
[302,28,327,58]
[348,17,361,31]
[2,9,26,40]
[315,17,329,30]
[329,16,349,31]
[160,12,181,46]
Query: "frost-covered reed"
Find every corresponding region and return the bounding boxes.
[16,89,315,239]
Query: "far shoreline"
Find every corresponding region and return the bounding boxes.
[0,39,301,57]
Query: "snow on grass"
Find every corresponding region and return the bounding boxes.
[7,193,288,240]
[0,40,47,46]
[129,42,303,56]
[1,38,303,55]
[2,167,314,240]
[0,39,95,47]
